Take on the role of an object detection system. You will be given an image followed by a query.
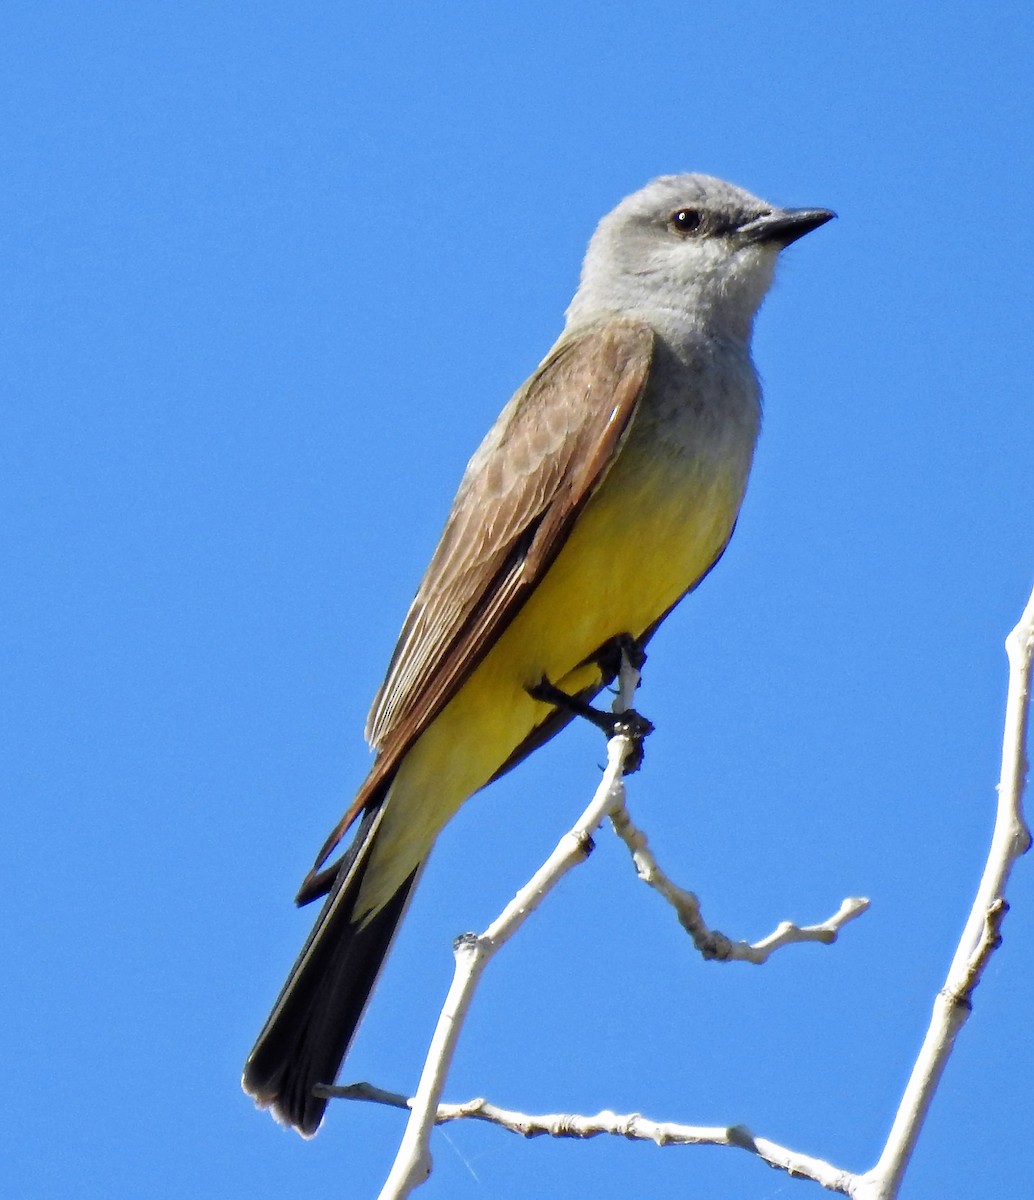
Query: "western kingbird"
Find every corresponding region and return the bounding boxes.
[243,174,833,1135]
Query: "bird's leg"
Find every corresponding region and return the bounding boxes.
[594,631,648,685]
[528,668,654,774]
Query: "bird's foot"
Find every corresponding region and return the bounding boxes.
[528,677,653,773]
[595,632,648,684]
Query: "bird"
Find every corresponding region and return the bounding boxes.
[242,173,833,1136]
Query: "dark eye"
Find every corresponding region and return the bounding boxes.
[670,208,703,235]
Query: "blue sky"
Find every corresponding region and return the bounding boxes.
[3,3,1032,1198]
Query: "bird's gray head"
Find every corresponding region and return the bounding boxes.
[565,174,833,342]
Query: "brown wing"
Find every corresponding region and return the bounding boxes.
[306,318,654,881]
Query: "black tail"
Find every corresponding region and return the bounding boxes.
[243,809,420,1136]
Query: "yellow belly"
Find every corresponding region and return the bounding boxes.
[353,434,749,920]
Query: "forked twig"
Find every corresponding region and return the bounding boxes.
[609,802,869,961]
[329,585,1033,1198]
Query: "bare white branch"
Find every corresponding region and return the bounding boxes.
[322,1082,856,1194]
[609,801,869,961]
[328,585,1033,1199]
[851,581,1034,1200]
[372,660,642,1200]
[613,648,641,712]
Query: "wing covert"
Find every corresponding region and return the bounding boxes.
[305,319,655,884]
[365,318,655,751]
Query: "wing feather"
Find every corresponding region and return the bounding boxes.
[366,318,654,748]
[308,318,654,879]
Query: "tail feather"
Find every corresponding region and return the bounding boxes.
[243,808,420,1136]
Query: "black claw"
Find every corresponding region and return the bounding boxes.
[610,711,654,740]
[621,743,645,774]
[610,710,654,774]
[616,632,648,672]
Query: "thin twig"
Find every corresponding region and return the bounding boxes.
[322,1082,855,1194]
[852,582,1034,1200]
[610,803,869,961]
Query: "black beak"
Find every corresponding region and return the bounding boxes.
[738,207,836,248]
